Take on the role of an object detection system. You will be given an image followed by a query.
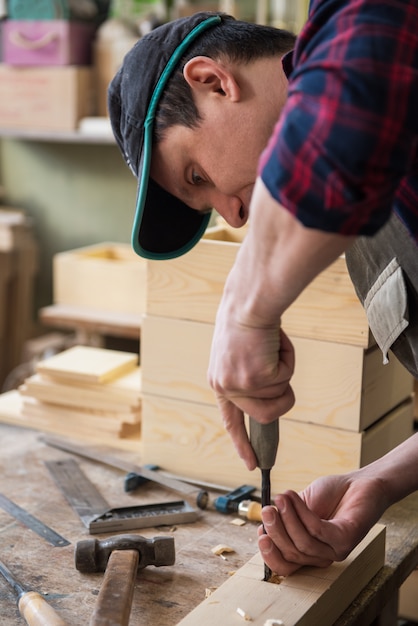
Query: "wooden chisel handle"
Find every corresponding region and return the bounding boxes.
[90,549,139,626]
[18,591,68,626]
[249,418,279,471]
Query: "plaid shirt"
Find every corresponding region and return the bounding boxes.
[259,0,418,240]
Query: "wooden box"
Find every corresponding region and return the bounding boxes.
[146,225,372,347]
[0,64,93,131]
[53,242,147,316]
[141,315,413,433]
[141,394,413,493]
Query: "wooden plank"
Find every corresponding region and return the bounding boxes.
[36,345,138,384]
[178,524,386,626]
[141,395,413,493]
[20,368,142,411]
[146,228,371,347]
[0,390,142,452]
[53,242,147,316]
[141,315,412,432]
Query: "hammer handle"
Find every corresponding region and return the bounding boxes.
[18,591,68,626]
[90,550,139,626]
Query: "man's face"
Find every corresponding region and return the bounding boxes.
[150,58,288,228]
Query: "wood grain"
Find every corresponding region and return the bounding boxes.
[178,525,386,626]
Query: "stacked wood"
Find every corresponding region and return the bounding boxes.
[0,207,38,388]
[0,345,142,451]
[140,221,414,492]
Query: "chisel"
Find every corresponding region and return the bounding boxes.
[249,417,279,581]
[0,558,68,626]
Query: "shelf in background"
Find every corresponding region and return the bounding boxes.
[0,117,115,144]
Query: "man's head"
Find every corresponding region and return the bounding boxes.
[108,12,295,260]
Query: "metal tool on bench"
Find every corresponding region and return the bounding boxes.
[0,557,68,626]
[41,434,208,503]
[0,492,70,547]
[76,534,175,626]
[196,484,263,522]
[249,417,280,582]
[45,458,198,533]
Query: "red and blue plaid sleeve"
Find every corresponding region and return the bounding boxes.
[259,0,418,237]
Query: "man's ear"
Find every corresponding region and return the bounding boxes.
[183,56,241,102]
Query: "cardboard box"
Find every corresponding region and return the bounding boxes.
[2,20,95,66]
[0,64,93,131]
[147,225,373,347]
[53,242,147,316]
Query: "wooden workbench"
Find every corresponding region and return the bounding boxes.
[0,423,417,626]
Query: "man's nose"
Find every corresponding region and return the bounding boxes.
[213,193,246,228]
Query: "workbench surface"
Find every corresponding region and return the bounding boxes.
[1,423,418,626]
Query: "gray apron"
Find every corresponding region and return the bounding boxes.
[345,211,418,378]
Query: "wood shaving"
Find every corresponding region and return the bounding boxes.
[205,587,217,598]
[230,517,246,526]
[264,620,284,626]
[268,573,286,585]
[236,607,252,621]
[211,544,235,556]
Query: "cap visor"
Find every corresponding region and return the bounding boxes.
[132,177,211,260]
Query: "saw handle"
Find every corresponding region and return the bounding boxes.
[18,591,68,626]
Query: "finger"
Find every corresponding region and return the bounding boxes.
[231,386,295,424]
[264,498,335,566]
[258,533,302,577]
[217,397,257,470]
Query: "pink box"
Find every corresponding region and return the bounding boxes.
[2,20,95,66]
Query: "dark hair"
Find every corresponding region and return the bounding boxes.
[154,16,296,141]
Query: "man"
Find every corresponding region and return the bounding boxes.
[109,2,418,576]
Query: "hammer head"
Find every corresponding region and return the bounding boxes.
[75,534,175,573]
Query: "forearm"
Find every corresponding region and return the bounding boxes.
[223,178,355,329]
[355,433,418,506]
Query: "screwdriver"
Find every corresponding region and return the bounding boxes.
[249,417,279,582]
[0,557,67,626]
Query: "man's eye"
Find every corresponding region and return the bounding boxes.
[191,171,204,185]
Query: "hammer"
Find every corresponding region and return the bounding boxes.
[75,534,175,626]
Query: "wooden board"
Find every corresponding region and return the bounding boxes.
[20,367,142,412]
[141,395,413,493]
[0,390,142,452]
[146,227,371,347]
[36,345,138,384]
[178,524,386,626]
[141,315,412,432]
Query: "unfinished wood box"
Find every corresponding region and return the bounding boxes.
[141,394,413,493]
[142,224,413,490]
[141,315,413,433]
[53,242,147,316]
[147,225,372,347]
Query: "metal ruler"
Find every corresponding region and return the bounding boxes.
[0,492,70,547]
[45,459,198,534]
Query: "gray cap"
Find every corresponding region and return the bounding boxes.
[108,12,227,259]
